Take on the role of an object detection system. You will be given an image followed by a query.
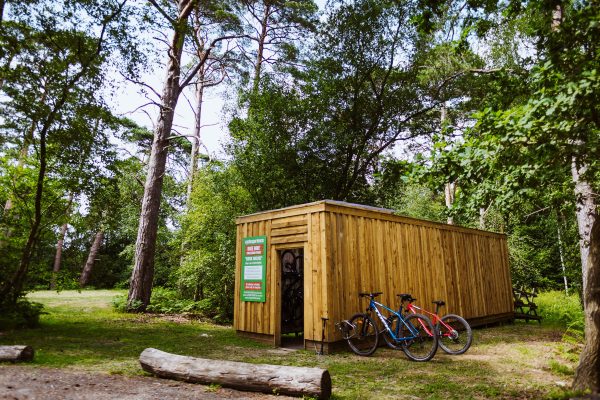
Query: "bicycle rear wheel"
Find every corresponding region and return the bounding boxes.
[438,314,472,355]
[346,313,379,356]
[400,313,438,362]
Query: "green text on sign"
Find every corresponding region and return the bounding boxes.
[241,236,267,302]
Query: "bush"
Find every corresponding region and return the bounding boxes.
[0,299,45,330]
[112,288,213,317]
[145,288,200,314]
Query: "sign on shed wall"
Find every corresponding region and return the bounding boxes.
[241,236,267,302]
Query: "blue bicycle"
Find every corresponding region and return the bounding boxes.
[337,292,438,361]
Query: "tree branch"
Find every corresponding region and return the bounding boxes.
[147,0,177,26]
[178,34,249,92]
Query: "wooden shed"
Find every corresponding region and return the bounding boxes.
[234,200,513,352]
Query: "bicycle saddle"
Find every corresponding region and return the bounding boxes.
[359,292,382,298]
[432,300,445,306]
[397,293,416,302]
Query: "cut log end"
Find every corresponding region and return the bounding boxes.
[0,345,34,362]
[139,347,332,399]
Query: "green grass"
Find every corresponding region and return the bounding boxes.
[0,290,584,399]
[536,291,584,329]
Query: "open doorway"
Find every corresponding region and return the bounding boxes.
[280,249,304,348]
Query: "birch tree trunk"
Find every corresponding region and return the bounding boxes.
[571,157,596,295]
[556,212,569,295]
[444,182,455,225]
[440,105,456,225]
[572,217,600,392]
[186,64,205,207]
[127,0,195,311]
[479,207,488,230]
[570,153,599,395]
[80,230,104,287]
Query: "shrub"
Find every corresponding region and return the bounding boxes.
[112,288,208,316]
[0,299,45,330]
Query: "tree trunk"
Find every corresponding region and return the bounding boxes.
[50,193,74,290]
[0,346,34,362]
[444,182,455,225]
[479,207,486,229]
[556,211,569,295]
[128,1,193,311]
[571,156,596,295]
[79,230,104,287]
[50,222,69,289]
[253,3,271,91]
[139,348,332,399]
[572,218,600,393]
[440,105,456,225]
[186,65,205,207]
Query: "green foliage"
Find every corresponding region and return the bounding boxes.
[145,288,201,314]
[373,160,446,222]
[114,288,203,315]
[548,359,574,376]
[230,0,443,207]
[0,0,146,305]
[177,163,254,321]
[536,291,584,335]
[0,298,45,330]
[422,1,599,299]
[508,208,581,292]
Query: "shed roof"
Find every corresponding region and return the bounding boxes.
[236,200,505,239]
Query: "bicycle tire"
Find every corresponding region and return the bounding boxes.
[346,313,379,356]
[400,313,438,362]
[383,315,403,350]
[437,314,472,355]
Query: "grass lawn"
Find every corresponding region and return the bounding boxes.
[0,290,584,399]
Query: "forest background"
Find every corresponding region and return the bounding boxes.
[0,0,598,391]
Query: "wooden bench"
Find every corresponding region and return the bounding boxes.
[513,287,542,323]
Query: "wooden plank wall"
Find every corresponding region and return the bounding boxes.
[323,207,513,342]
[234,208,317,341]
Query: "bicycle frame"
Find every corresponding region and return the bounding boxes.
[405,303,456,338]
[368,298,420,342]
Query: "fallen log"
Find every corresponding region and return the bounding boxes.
[139,348,331,399]
[0,345,34,362]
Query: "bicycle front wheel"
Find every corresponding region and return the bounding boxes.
[438,314,472,355]
[347,313,379,356]
[400,313,438,362]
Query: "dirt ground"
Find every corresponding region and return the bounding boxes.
[0,366,294,400]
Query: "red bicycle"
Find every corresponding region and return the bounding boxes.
[390,294,472,355]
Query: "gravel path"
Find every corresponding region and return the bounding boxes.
[0,366,293,400]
